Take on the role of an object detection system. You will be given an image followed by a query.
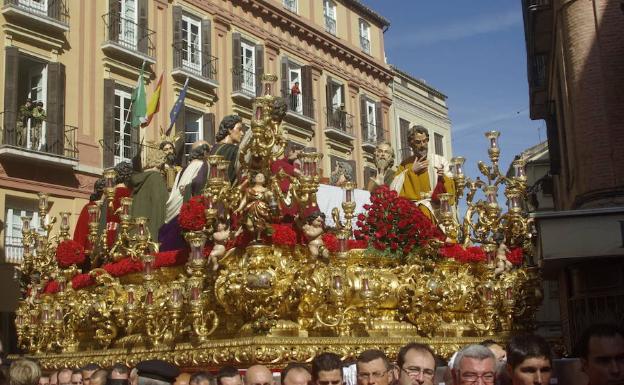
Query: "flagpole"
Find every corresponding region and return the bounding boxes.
[166,77,190,135]
[119,61,145,150]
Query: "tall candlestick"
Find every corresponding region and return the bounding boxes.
[38,192,49,212]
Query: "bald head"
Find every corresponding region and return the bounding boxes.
[174,373,191,385]
[191,140,209,151]
[245,366,274,385]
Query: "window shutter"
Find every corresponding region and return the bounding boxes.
[3,47,19,145]
[103,79,115,168]
[254,44,264,96]
[201,19,212,79]
[138,0,148,54]
[375,101,383,142]
[359,95,367,139]
[175,107,186,167]
[281,56,289,98]
[172,6,182,66]
[302,66,313,118]
[325,78,332,124]
[203,112,216,146]
[109,0,121,42]
[46,62,66,156]
[340,84,345,107]
[232,32,242,90]
[400,119,410,151]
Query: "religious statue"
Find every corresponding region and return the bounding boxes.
[207,221,238,271]
[234,172,277,243]
[157,133,182,191]
[73,178,106,268]
[391,125,455,221]
[209,115,244,184]
[367,141,396,192]
[494,242,513,276]
[302,210,329,260]
[15,98,33,147]
[270,143,302,221]
[329,161,354,188]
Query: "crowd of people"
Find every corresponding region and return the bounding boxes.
[1,323,622,385]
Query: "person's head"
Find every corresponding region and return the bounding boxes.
[58,369,72,385]
[109,364,129,385]
[452,344,496,385]
[578,323,624,385]
[217,115,244,143]
[216,366,241,385]
[281,364,310,385]
[89,178,106,202]
[36,102,44,108]
[252,171,266,185]
[311,352,343,385]
[189,372,211,385]
[306,210,326,228]
[9,359,41,385]
[374,142,395,171]
[244,365,273,385]
[356,350,392,385]
[81,364,100,385]
[407,126,429,156]
[113,162,134,186]
[481,340,506,363]
[70,371,82,385]
[173,373,190,385]
[87,371,106,385]
[189,141,210,161]
[25,99,33,107]
[505,335,552,385]
[38,377,49,385]
[271,98,288,123]
[136,359,180,385]
[286,143,303,161]
[397,343,436,385]
[49,372,58,385]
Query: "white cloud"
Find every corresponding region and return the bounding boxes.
[388,9,521,47]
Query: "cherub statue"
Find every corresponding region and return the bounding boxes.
[302,209,329,260]
[208,222,237,271]
[234,171,275,242]
[494,241,513,276]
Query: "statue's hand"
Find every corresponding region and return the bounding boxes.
[412,156,428,173]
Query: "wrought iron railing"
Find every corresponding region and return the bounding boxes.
[232,66,259,97]
[282,90,314,120]
[4,236,24,264]
[0,111,78,159]
[173,43,218,81]
[325,15,336,35]
[325,107,353,135]
[361,122,377,144]
[103,12,155,58]
[4,0,68,25]
[360,37,371,54]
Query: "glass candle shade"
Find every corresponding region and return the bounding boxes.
[485,186,498,205]
[343,182,354,203]
[38,192,49,212]
[452,156,465,177]
[332,275,342,290]
[59,212,71,231]
[513,159,526,178]
[339,237,348,253]
[120,197,133,216]
[485,130,500,149]
[103,169,117,188]
[145,290,153,305]
[191,286,200,301]
[361,278,371,292]
[143,255,154,276]
[21,216,31,232]
[87,205,99,224]
[190,236,207,262]
[438,193,451,215]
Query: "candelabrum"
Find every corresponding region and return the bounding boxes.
[331,182,356,259]
[314,274,357,337]
[290,151,323,211]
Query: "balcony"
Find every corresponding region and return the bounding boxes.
[2,0,68,32]
[231,66,259,102]
[325,15,336,36]
[102,12,155,64]
[282,90,315,126]
[361,122,378,150]
[4,236,24,265]
[360,37,371,54]
[0,111,79,167]
[172,43,218,89]
[324,107,354,141]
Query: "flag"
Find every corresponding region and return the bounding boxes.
[166,77,189,135]
[142,72,164,127]
[131,62,147,128]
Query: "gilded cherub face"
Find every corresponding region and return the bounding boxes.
[254,172,266,185]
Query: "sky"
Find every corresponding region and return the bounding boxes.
[364,0,546,180]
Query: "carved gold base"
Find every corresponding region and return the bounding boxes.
[24,334,511,370]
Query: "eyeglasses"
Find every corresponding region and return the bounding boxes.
[356,371,388,380]
[459,372,495,384]
[400,367,434,378]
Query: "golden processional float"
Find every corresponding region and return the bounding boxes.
[13,75,541,370]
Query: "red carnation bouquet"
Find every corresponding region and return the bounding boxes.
[506,247,524,266]
[354,186,443,256]
[56,239,86,268]
[179,196,208,231]
[71,273,96,290]
[153,249,189,268]
[103,257,143,277]
[438,243,487,263]
[43,280,60,294]
[271,224,297,247]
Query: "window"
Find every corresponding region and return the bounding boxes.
[434,133,444,156]
[184,110,204,157]
[4,200,41,265]
[323,0,337,35]
[288,64,302,113]
[119,0,138,49]
[365,100,376,142]
[114,89,132,164]
[399,118,411,159]
[18,0,47,14]
[359,19,371,53]
[23,61,48,151]
[283,0,297,13]
[182,14,202,74]
[240,40,256,94]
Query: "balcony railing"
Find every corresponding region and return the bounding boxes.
[3,0,68,25]
[103,12,155,59]
[282,90,314,120]
[0,111,79,160]
[325,107,353,135]
[173,43,218,82]
[361,123,377,144]
[325,15,336,35]
[360,37,371,54]
[232,66,259,97]
[4,236,24,264]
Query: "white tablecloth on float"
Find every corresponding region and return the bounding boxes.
[316,184,370,227]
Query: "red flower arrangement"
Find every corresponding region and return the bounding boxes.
[153,249,189,268]
[271,224,297,247]
[439,243,487,263]
[506,247,524,266]
[103,257,144,277]
[355,186,443,255]
[322,232,340,253]
[179,196,207,231]
[43,280,60,294]
[55,239,86,268]
[348,239,368,250]
[71,273,96,290]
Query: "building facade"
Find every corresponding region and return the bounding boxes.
[389,66,451,168]
[522,0,624,350]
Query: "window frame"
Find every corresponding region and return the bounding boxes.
[434,132,444,156]
[323,0,337,35]
[181,13,202,74]
[365,99,376,142]
[113,88,133,165]
[359,18,371,53]
[240,40,256,94]
[184,108,204,158]
[283,0,297,13]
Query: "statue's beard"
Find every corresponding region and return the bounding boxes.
[376,157,389,171]
[165,153,176,166]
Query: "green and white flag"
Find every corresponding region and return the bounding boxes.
[131,62,147,128]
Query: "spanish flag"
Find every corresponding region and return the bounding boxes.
[142,73,164,127]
